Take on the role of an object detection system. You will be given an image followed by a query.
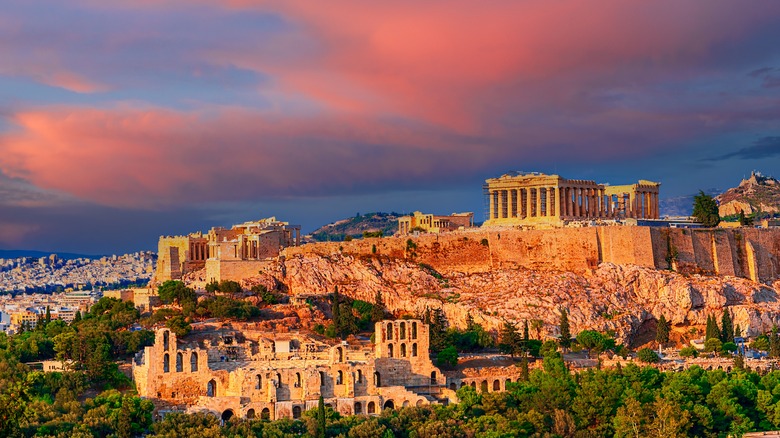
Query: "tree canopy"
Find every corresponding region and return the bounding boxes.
[693,190,721,227]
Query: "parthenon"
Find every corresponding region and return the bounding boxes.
[483,172,660,226]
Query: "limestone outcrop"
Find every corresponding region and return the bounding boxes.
[253,252,780,345]
[716,171,780,217]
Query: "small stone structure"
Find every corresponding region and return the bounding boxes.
[156,217,301,283]
[133,320,455,420]
[397,212,474,235]
[484,172,660,226]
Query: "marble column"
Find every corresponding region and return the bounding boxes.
[534,188,541,217]
[526,188,533,218]
[553,187,560,219]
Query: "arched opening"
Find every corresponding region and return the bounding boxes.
[388,343,394,358]
[190,352,198,372]
[383,400,395,410]
[221,409,234,421]
[295,372,301,388]
[337,347,343,362]
[367,401,376,414]
[354,402,362,414]
[412,343,418,357]
[402,400,410,407]
[481,380,488,393]
[431,371,437,384]
[261,408,270,420]
[357,369,363,383]
[163,331,169,350]
[493,380,500,391]
[319,371,326,386]
[449,382,456,390]
[416,399,424,407]
[386,322,393,340]
[470,381,476,389]
[460,382,466,388]
[336,370,344,385]
[401,343,407,357]
[163,353,170,373]
[207,380,217,397]
[246,409,255,419]
[276,373,282,388]
[374,372,381,387]
[400,322,406,340]
[412,322,417,339]
[292,406,302,419]
[176,353,183,372]
[505,379,511,390]
[270,341,276,353]
[256,374,262,390]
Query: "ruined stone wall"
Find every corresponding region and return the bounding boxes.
[284,226,780,282]
[205,259,275,283]
[156,236,191,281]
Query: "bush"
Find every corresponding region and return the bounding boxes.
[704,338,722,353]
[637,348,660,363]
[679,346,699,358]
[722,341,738,353]
[436,346,459,370]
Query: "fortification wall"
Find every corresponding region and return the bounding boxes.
[285,227,780,283]
[157,236,191,281]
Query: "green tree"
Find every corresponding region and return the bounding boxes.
[371,291,386,323]
[656,314,671,347]
[559,308,571,350]
[637,348,660,363]
[771,326,780,358]
[165,315,191,337]
[531,319,545,340]
[317,395,326,438]
[692,190,720,227]
[499,320,521,357]
[720,309,734,344]
[436,346,458,370]
[705,314,721,341]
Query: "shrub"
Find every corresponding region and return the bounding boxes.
[704,338,722,353]
[679,346,699,358]
[637,348,660,363]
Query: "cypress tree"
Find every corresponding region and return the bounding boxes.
[332,286,340,323]
[45,306,51,324]
[559,308,571,349]
[317,395,326,438]
[500,320,520,357]
[73,310,82,323]
[523,320,530,341]
[771,326,780,359]
[656,314,670,346]
[721,309,734,344]
[371,291,386,323]
[705,314,721,341]
[520,356,529,381]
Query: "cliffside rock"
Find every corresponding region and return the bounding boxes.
[716,171,780,217]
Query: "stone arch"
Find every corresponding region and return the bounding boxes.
[295,372,302,387]
[374,371,381,387]
[190,352,198,372]
[357,369,363,383]
[412,322,418,339]
[400,322,406,340]
[163,353,170,373]
[412,343,418,357]
[383,400,394,410]
[221,409,234,421]
[246,409,255,419]
[388,343,394,358]
[163,330,169,350]
[261,407,270,420]
[320,371,326,386]
[354,402,362,414]
[449,382,456,390]
[336,347,343,362]
[470,381,476,389]
[481,380,488,393]
[276,373,282,387]
[176,352,183,372]
[493,380,500,391]
[401,343,407,357]
[337,370,344,385]
[256,374,262,390]
[292,406,302,419]
[431,371,437,384]
[402,400,410,407]
[505,378,511,390]
[416,399,424,407]
[207,379,217,397]
[367,401,376,414]
[270,341,276,353]
[460,382,466,388]
[386,322,393,340]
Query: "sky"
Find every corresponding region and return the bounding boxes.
[1,1,780,254]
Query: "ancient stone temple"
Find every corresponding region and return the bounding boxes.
[132,320,450,420]
[156,217,301,283]
[483,172,660,226]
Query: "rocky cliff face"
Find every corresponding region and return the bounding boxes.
[248,251,780,346]
[716,171,780,217]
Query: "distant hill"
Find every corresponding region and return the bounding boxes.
[715,171,780,218]
[659,189,721,217]
[310,212,402,242]
[0,249,103,260]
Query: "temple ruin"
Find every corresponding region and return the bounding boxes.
[397,211,474,235]
[483,172,660,227]
[156,217,301,283]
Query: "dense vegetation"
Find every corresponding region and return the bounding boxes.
[310,212,401,242]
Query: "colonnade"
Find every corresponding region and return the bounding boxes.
[489,185,660,221]
[189,241,209,261]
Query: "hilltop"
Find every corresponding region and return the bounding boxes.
[309,212,402,241]
[716,171,780,218]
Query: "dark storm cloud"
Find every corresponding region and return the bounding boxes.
[706,137,780,162]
